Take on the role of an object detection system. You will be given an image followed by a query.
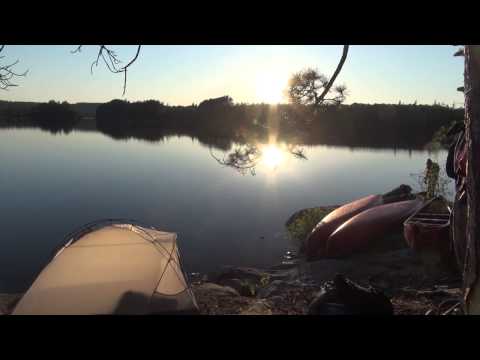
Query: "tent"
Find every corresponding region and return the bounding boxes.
[12,220,199,315]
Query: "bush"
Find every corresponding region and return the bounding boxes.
[286,207,336,250]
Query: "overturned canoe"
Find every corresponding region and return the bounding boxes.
[326,198,423,258]
[305,194,384,260]
[403,196,451,255]
[12,220,199,315]
[304,185,414,260]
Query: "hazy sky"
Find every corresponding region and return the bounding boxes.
[0,45,465,106]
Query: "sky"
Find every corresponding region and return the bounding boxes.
[0,45,465,106]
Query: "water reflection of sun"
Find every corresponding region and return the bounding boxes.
[260,144,285,170]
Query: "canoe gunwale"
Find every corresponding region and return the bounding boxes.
[403,196,452,253]
[403,196,451,228]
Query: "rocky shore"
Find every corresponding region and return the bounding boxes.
[0,249,462,315]
[190,247,462,315]
[1,196,463,315]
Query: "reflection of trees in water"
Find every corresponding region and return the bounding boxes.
[210,143,307,175]
[2,98,464,151]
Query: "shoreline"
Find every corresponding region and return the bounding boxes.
[1,250,461,315]
[189,247,461,315]
[0,196,462,315]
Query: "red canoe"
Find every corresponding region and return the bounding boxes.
[326,198,423,258]
[305,194,384,260]
[403,196,451,255]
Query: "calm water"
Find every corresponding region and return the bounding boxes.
[0,128,451,292]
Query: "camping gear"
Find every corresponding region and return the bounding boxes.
[305,185,414,260]
[403,196,452,257]
[326,198,423,258]
[308,274,393,315]
[12,220,199,315]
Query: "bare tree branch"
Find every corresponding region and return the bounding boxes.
[0,45,28,90]
[71,45,82,54]
[210,144,307,175]
[74,45,142,96]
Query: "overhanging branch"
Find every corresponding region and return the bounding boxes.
[316,45,349,105]
[74,45,142,96]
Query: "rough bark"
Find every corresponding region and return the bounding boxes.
[463,45,480,314]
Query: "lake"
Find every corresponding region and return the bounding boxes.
[0,128,451,292]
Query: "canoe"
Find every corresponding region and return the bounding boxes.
[305,194,384,260]
[326,198,423,258]
[304,185,414,260]
[403,196,451,255]
[12,220,199,315]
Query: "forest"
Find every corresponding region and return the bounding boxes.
[0,98,464,150]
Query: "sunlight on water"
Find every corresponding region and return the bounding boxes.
[0,128,452,292]
[260,144,285,170]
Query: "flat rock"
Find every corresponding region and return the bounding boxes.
[239,300,273,315]
[257,280,287,299]
[269,261,300,271]
[193,283,240,297]
[208,266,270,285]
[304,249,446,289]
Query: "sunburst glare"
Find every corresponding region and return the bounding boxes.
[261,144,285,170]
[255,72,288,104]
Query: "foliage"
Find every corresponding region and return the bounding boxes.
[287,68,347,107]
[286,207,335,249]
[410,163,453,199]
[426,121,458,151]
[30,100,79,133]
[1,99,464,152]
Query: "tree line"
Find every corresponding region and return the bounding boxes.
[0,97,464,149]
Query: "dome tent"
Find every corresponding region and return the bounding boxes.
[13,220,199,315]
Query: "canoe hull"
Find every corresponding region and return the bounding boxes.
[305,194,384,260]
[326,198,423,258]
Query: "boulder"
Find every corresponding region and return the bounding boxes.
[220,278,256,297]
[308,274,393,315]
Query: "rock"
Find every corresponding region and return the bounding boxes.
[220,278,255,297]
[269,296,284,305]
[0,293,22,315]
[257,280,287,299]
[270,260,300,271]
[308,274,393,315]
[240,300,273,315]
[194,283,240,297]
[266,267,299,282]
[208,266,269,285]
[305,249,435,289]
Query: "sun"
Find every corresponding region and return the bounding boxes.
[255,72,287,104]
[261,144,285,170]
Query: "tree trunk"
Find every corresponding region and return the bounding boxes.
[463,45,480,314]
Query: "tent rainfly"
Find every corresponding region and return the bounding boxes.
[12,220,199,315]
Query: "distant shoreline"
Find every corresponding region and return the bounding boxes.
[1,100,462,151]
